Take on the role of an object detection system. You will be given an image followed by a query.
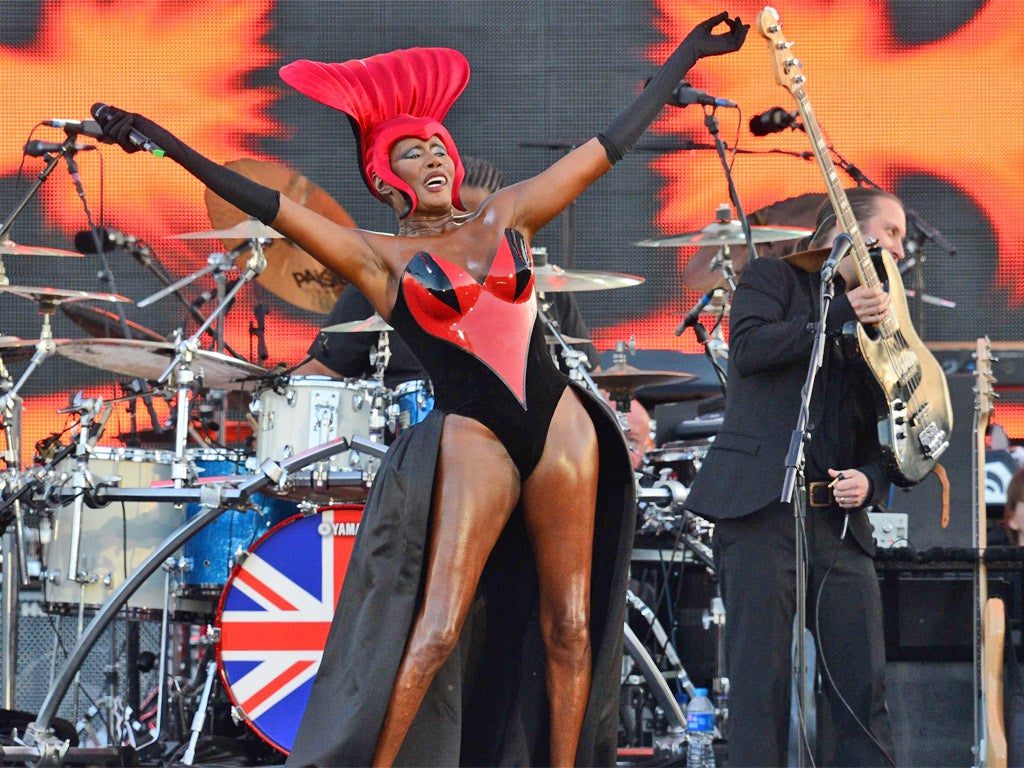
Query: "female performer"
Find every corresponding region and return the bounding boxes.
[93,13,745,765]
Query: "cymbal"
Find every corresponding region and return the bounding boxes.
[205,159,356,314]
[58,339,267,390]
[168,220,284,240]
[0,240,83,258]
[635,220,813,248]
[0,336,69,363]
[321,315,393,333]
[534,263,644,293]
[59,302,166,342]
[591,363,697,394]
[0,285,130,306]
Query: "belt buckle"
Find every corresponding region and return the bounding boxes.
[807,481,831,508]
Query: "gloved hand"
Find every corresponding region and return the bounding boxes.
[684,11,749,61]
[91,103,147,154]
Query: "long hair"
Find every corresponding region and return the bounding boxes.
[1000,467,1024,545]
[809,187,902,248]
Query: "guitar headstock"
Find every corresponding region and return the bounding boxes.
[758,6,804,95]
[975,336,996,425]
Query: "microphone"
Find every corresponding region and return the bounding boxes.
[24,140,96,157]
[749,107,801,136]
[670,82,737,109]
[675,291,716,336]
[42,119,106,140]
[821,233,854,283]
[91,103,166,157]
[906,209,958,256]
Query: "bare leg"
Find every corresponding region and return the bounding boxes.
[521,389,599,766]
[372,416,521,767]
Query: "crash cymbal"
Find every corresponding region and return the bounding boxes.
[168,220,284,240]
[0,240,83,258]
[0,336,69,363]
[681,193,826,293]
[58,339,267,390]
[205,158,356,314]
[0,285,130,306]
[60,302,166,342]
[591,363,697,394]
[636,220,813,248]
[321,315,393,333]
[533,263,644,293]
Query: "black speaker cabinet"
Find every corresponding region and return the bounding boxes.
[886,373,975,550]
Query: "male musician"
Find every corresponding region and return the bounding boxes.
[684,187,905,766]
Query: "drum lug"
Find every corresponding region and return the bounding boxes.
[297,500,319,518]
[230,705,248,725]
[233,548,250,567]
[206,625,221,644]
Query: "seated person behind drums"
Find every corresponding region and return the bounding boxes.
[92,16,745,763]
[296,155,600,384]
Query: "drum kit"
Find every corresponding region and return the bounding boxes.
[0,177,825,761]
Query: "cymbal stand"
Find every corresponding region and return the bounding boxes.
[0,297,60,416]
[1,352,22,710]
[708,245,739,292]
[537,300,600,398]
[154,241,267,470]
[703,110,759,261]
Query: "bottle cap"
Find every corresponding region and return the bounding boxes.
[693,687,708,696]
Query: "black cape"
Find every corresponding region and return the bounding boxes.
[286,384,635,766]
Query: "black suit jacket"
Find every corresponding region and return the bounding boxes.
[685,256,888,555]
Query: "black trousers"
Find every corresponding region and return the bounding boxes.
[714,501,895,767]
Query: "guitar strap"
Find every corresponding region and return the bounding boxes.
[930,462,950,528]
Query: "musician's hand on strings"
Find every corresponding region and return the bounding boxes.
[847,284,889,325]
[828,468,870,509]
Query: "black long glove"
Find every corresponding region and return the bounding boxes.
[597,11,748,164]
[91,103,280,225]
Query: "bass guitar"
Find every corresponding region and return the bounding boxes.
[974,337,1007,767]
[757,6,952,486]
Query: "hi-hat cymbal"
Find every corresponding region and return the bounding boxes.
[0,286,130,306]
[205,159,356,314]
[534,263,644,292]
[0,241,83,258]
[0,336,69,363]
[635,220,813,248]
[321,315,393,333]
[58,339,267,390]
[168,220,284,240]
[60,302,166,342]
[591,363,697,394]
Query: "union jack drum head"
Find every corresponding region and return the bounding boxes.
[215,504,361,753]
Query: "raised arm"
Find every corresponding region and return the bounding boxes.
[91,104,395,310]
[504,12,748,238]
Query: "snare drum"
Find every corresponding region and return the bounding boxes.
[215,504,362,753]
[180,450,297,599]
[387,379,434,441]
[42,447,211,620]
[252,375,385,477]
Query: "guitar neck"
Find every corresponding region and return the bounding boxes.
[790,85,880,293]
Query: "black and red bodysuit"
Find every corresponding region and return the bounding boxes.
[288,229,635,767]
[389,228,567,478]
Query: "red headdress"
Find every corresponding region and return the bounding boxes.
[280,48,469,218]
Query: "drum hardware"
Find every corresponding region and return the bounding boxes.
[24,438,353,760]
[537,300,602,398]
[180,659,217,765]
[592,340,698,412]
[204,159,356,315]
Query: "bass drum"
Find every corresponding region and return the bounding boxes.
[214,504,361,754]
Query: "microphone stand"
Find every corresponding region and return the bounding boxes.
[703,110,758,261]
[779,234,851,768]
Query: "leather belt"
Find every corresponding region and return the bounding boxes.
[807,481,834,508]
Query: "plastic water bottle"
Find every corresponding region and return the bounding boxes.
[686,687,716,768]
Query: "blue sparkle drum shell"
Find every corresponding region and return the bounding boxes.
[388,379,434,441]
[180,450,297,599]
